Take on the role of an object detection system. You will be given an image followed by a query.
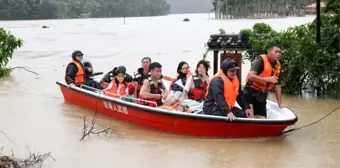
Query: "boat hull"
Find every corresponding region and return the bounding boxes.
[57,81,298,138]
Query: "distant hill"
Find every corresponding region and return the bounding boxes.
[165,0,213,14]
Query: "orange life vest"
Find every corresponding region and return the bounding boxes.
[104,80,127,98]
[205,70,239,109]
[66,60,84,85]
[169,71,192,92]
[245,54,281,91]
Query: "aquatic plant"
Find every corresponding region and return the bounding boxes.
[0,28,23,77]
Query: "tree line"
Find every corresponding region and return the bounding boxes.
[0,0,171,20]
[213,0,316,19]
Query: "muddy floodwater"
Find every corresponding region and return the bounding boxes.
[0,14,339,168]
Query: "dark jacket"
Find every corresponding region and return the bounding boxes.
[100,70,133,85]
[65,61,84,85]
[133,68,148,85]
[203,77,250,116]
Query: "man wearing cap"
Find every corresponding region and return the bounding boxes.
[65,50,85,86]
[100,66,133,89]
[203,59,253,120]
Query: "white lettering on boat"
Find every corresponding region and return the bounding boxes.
[103,101,128,114]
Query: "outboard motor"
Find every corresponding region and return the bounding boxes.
[81,60,93,77]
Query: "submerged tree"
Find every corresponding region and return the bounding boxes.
[0,28,23,77]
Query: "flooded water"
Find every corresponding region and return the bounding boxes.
[0,14,339,168]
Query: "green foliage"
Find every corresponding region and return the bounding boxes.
[212,1,340,99]
[0,28,23,77]
[0,0,171,20]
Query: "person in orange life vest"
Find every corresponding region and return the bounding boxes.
[163,61,192,106]
[133,57,152,99]
[100,66,133,89]
[65,50,85,87]
[244,43,287,119]
[203,59,252,121]
[180,59,210,102]
[104,67,128,98]
[139,62,168,107]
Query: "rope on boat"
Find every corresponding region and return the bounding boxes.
[281,105,340,135]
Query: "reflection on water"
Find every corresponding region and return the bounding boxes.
[0,14,339,168]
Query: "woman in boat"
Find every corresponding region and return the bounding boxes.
[163,61,192,106]
[180,59,210,103]
[104,66,129,98]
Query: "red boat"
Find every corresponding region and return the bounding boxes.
[57,81,297,138]
[57,34,298,138]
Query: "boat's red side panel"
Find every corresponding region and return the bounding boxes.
[60,86,290,138]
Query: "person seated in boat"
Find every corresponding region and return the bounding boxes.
[133,57,152,99]
[180,59,210,102]
[65,50,85,87]
[203,59,253,121]
[163,61,192,106]
[100,66,133,89]
[82,60,102,89]
[104,66,129,98]
[243,43,287,119]
[139,62,168,107]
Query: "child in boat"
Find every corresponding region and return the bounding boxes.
[104,67,128,98]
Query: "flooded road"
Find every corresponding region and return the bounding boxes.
[0,14,339,168]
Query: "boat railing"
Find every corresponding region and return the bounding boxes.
[80,85,158,107]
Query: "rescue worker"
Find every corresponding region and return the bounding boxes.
[244,43,287,119]
[163,61,192,106]
[203,59,252,120]
[82,60,102,89]
[181,59,210,102]
[65,50,85,86]
[100,66,133,89]
[133,57,152,98]
[139,62,168,107]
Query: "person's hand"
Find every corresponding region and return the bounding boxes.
[265,76,278,83]
[245,108,254,118]
[279,103,288,108]
[156,94,162,100]
[227,112,236,121]
[162,92,168,100]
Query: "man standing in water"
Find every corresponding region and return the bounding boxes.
[203,59,252,120]
[133,57,152,98]
[244,43,287,119]
[65,50,85,87]
[139,62,168,107]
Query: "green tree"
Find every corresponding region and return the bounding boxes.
[0,28,23,77]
